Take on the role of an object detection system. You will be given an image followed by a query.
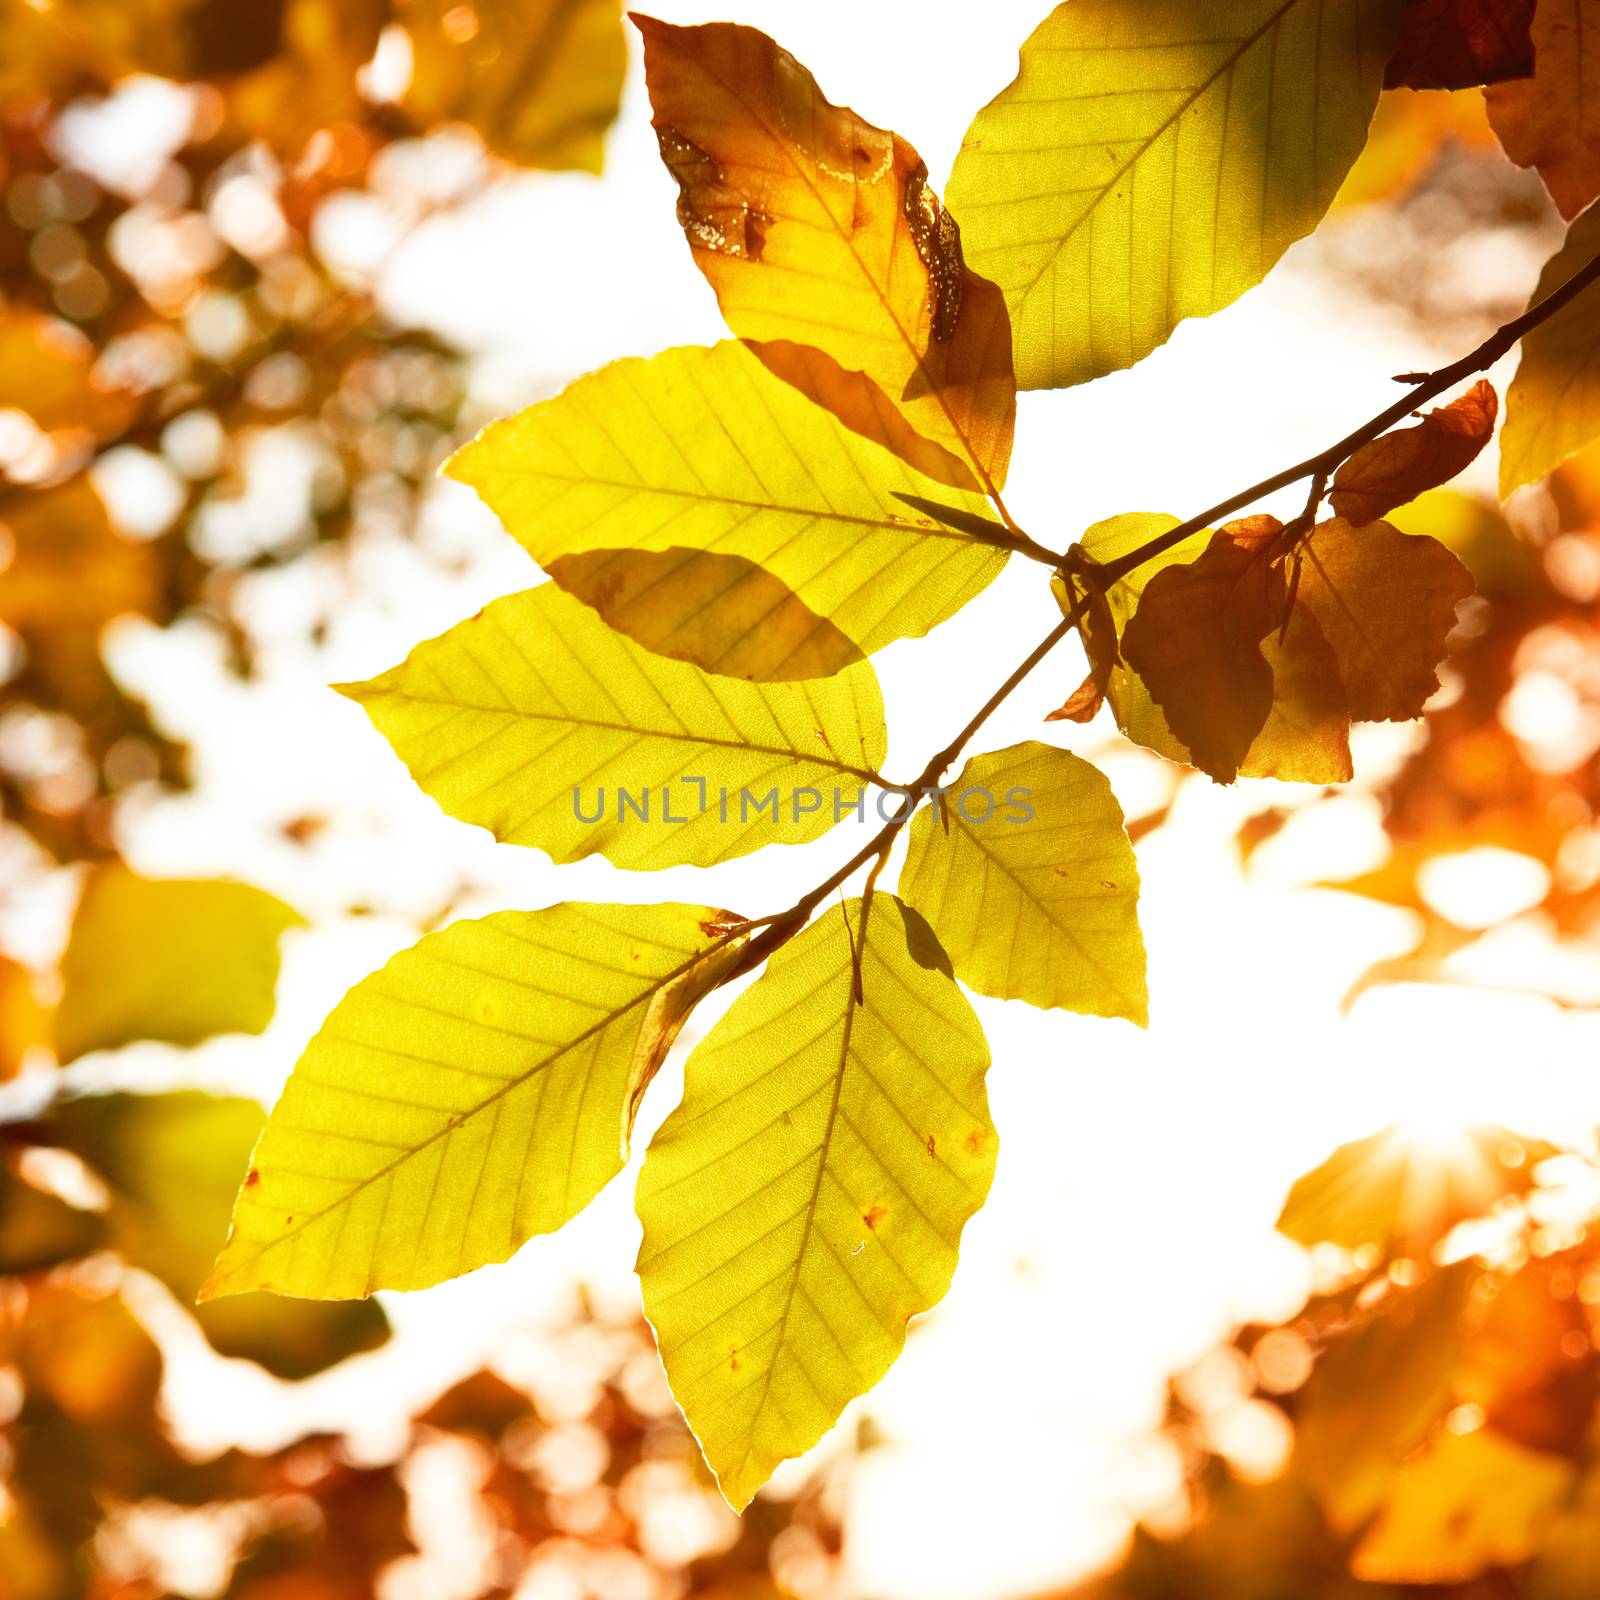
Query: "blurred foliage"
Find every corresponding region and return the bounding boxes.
[0,1275,844,1600]
[1074,1122,1600,1598]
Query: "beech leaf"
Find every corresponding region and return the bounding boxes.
[1330,379,1498,524]
[444,342,1010,675]
[1384,0,1537,89]
[899,741,1147,1024]
[1120,527,1287,782]
[1485,0,1600,219]
[636,895,994,1510]
[204,904,747,1300]
[633,14,1016,496]
[1500,206,1600,497]
[1296,517,1474,721]
[54,867,304,1065]
[948,0,1403,389]
[341,583,888,872]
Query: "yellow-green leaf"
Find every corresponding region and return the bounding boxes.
[341,582,887,870]
[948,0,1403,389]
[204,903,746,1300]
[899,741,1147,1024]
[54,866,304,1065]
[634,15,1016,495]
[1500,206,1600,497]
[636,895,994,1509]
[444,342,1010,675]
[399,0,626,173]
[52,1092,389,1378]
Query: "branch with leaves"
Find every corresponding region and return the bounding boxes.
[188,0,1600,1518]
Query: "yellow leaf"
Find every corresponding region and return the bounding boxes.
[1296,517,1474,721]
[1247,599,1354,783]
[399,0,626,172]
[445,343,1010,674]
[204,903,746,1300]
[54,866,305,1064]
[636,896,993,1509]
[341,582,887,870]
[1485,0,1600,219]
[1352,1428,1575,1582]
[899,741,1147,1024]
[948,0,1402,390]
[634,15,1016,496]
[1501,207,1600,496]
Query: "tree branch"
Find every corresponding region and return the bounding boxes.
[726,244,1600,985]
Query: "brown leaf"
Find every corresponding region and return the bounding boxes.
[1486,0,1600,219]
[1297,518,1475,721]
[1120,527,1286,783]
[633,14,1016,496]
[1331,380,1499,524]
[1385,0,1537,89]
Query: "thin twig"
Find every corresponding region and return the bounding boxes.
[725,245,1600,986]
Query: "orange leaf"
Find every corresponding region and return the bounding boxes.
[1385,0,1536,89]
[1120,527,1286,783]
[633,14,1016,497]
[1485,0,1600,219]
[1331,381,1498,524]
[1297,518,1475,721]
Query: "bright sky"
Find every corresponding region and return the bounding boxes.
[26,6,1600,1597]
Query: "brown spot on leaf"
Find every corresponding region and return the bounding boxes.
[657,125,771,260]
[903,160,964,342]
[244,1167,260,1188]
[964,1129,987,1155]
[927,1134,937,1158]
[729,1347,740,1371]
[863,1203,887,1230]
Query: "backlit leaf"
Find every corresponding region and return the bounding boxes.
[399,0,626,172]
[445,341,1010,674]
[1500,206,1600,496]
[204,903,747,1300]
[1296,1265,1472,1531]
[341,582,887,871]
[54,866,304,1064]
[1485,0,1600,219]
[1330,379,1498,524]
[899,741,1147,1023]
[1351,1428,1575,1582]
[1277,1122,1558,1256]
[948,0,1402,389]
[1296,517,1474,721]
[52,1092,390,1377]
[1247,599,1354,783]
[1385,0,1537,88]
[1120,526,1286,782]
[636,895,994,1509]
[634,15,1016,496]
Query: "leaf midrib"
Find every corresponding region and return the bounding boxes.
[366,687,885,785]
[1006,0,1308,306]
[207,927,747,1289]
